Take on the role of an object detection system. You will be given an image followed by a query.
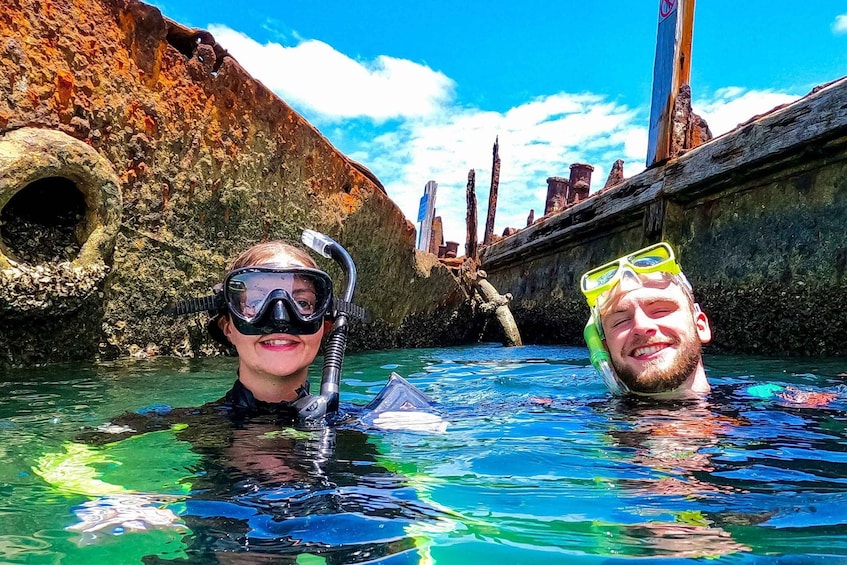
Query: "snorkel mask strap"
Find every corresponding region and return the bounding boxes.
[334,299,367,322]
[168,292,225,316]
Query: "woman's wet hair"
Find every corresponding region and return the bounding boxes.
[228,241,317,271]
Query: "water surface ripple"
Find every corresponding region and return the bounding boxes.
[1,344,846,563]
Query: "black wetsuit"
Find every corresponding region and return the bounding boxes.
[220,379,309,422]
[79,379,310,445]
[77,380,426,564]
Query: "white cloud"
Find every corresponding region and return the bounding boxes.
[693,87,800,137]
[360,95,645,249]
[833,14,847,34]
[208,25,454,119]
[208,24,646,250]
[209,25,803,254]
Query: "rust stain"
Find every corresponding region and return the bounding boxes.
[143,114,157,136]
[54,69,73,108]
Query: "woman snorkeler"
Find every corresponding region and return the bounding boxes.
[37,231,446,560]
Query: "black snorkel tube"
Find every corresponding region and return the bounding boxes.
[293,229,360,422]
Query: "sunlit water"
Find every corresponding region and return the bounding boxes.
[1,343,847,564]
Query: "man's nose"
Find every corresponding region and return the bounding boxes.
[630,307,657,335]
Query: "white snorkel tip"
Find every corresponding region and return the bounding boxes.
[301,229,334,258]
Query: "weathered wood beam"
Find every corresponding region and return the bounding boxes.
[483,137,500,245]
[481,77,847,269]
[465,169,478,260]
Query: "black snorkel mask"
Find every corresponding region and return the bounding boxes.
[171,229,365,422]
[222,266,335,337]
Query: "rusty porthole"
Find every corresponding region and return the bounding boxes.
[0,128,122,316]
[0,127,122,271]
[0,176,87,264]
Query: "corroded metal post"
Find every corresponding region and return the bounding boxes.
[568,163,594,204]
[603,159,625,189]
[483,137,500,245]
[430,216,443,255]
[544,177,568,215]
[465,169,478,260]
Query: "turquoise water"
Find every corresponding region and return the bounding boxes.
[1,343,847,563]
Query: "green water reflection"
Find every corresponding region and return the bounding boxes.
[1,345,846,564]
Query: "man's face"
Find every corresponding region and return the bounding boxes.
[600,280,711,394]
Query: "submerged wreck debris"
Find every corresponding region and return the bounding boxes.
[453,165,522,347]
[470,269,522,348]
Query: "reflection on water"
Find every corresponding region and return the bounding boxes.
[1,345,846,563]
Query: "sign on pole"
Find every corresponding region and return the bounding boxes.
[646,0,695,166]
[417,181,438,251]
[417,194,429,222]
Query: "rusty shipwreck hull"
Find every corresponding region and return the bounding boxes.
[481,78,847,357]
[0,0,476,367]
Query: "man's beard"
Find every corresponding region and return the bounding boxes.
[613,331,703,394]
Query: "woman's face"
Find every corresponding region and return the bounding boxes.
[219,254,325,387]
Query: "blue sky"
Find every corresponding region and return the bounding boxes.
[153,1,847,250]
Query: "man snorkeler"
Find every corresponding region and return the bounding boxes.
[580,242,712,397]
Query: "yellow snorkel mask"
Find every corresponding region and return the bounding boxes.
[580,242,682,308]
[579,242,691,395]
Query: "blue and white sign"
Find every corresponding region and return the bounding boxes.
[417,194,429,222]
